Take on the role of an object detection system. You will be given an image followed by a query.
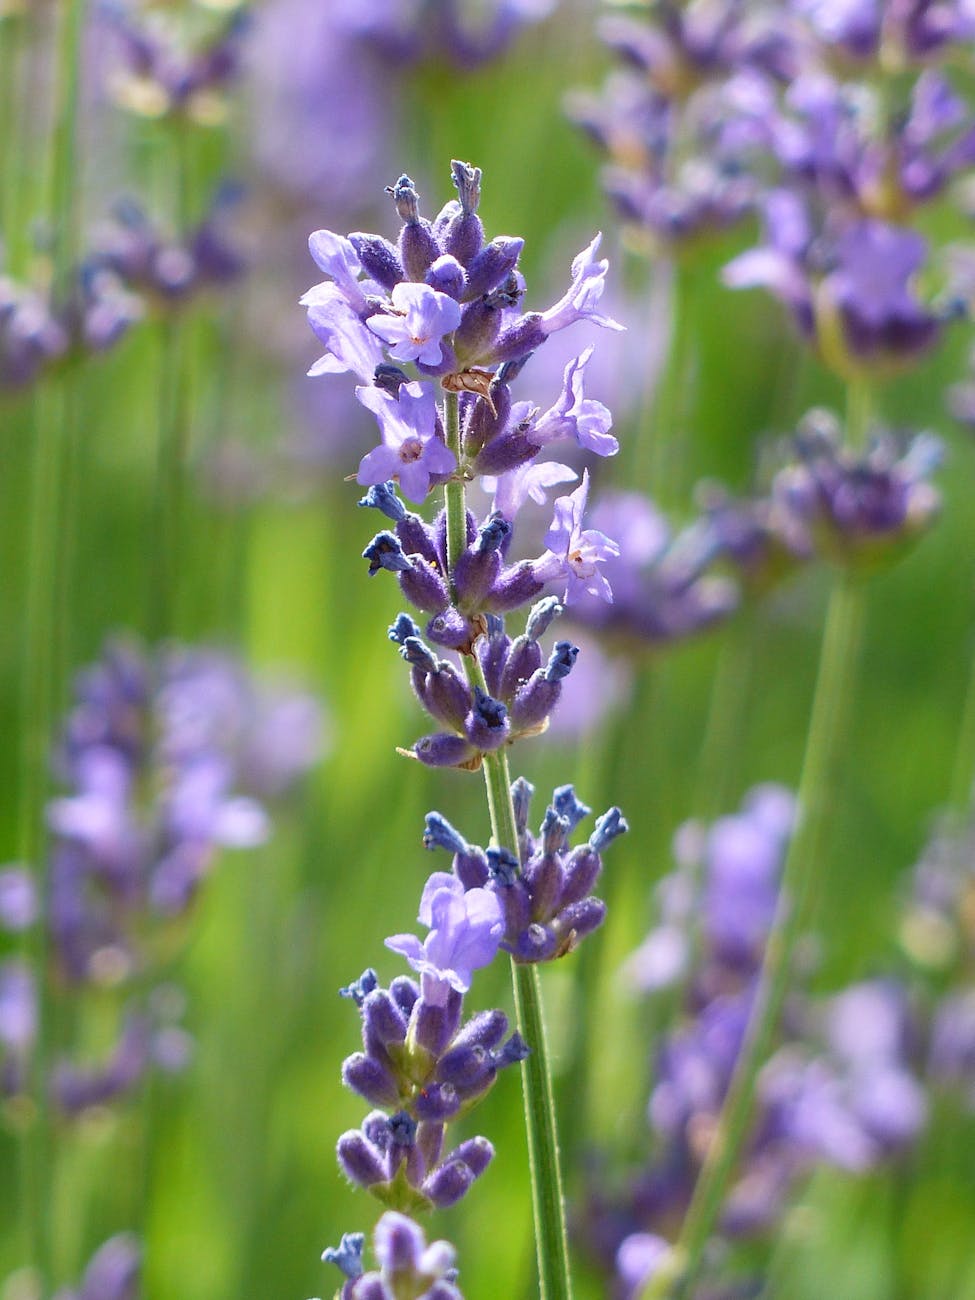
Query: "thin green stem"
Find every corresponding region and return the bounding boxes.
[947,643,975,819]
[444,389,572,1298]
[646,389,876,1300]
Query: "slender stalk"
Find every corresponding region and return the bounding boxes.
[645,389,874,1300]
[947,643,975,818]
[443,388,573,1299]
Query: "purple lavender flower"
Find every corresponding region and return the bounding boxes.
[356,382,457,503]
[367,283,463,365]
[535,471,621,607]
[795,0,975,64]
[385,873,504,1003]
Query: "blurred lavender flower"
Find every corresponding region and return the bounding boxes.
[771,409,942,568]
[53,1233,141,1300]
[794,0,975,65]
[585,786,928,1280]
[0,638,324,1111]
[565,489,739,651]
[725,194,949,375]
[0,268,69,390]
[99,0,249,123]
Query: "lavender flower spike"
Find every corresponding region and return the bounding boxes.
[386,874,504,1005]
[356,381,456,504]
[536,470,621,606]
[334,1213,464,1300]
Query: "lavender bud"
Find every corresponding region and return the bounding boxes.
[426,254,466,300]
[545,642,579,682]
[387,175,441,281]
[463,237,524,301]
[363,532,412,576]
[400,636,439,673]
[487,847,519,886]
[423,1160,475,1209]
[494,1032,531,1068]
[416,1121,445,1173]
[414,990,463,1057]
[426,607,475,651]
[445,160,484,265]
[463,379,511,457]
[395,514,439,566]
[500,636,543,700]
[362,990,409,1050]
[451,1135,494,1178]
[389,977,420,1018]
[414,1082,461,1121]
[561,845,602,907]
[526,853,564,919]
[423,813,468,855]
[337,1131,386,1188]
[526,597,563,641]
[454,845,490,889]
[541,809,570,855]
[414,733,477,768]
[349,233,403,291]
[511,778,535,835]
[510,670,560,733]
[436,1043,494,1091]
[342,1053,400,1108]
[485,561,547,613]
[400,557,451,615]
[477,618,511,697]
[450,1009,509,1052]
[360,481,407,522]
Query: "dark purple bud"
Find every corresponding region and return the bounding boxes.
[386,174,421,223]
[511,778,534,835]
[342,1053,400,1108]
[465,688,510,751]
[349,233,404,292]
[500,636,543,700]
[477,618,510,697]
[362,990,409,1050]
[512,923,556,962]
[485,561,547,613]
[437,1043,494,1092]
[471,426,537,477]
[414,989,463,1056]
[364,532,412,576]
[416,1121,445,1173]
[492,312,546,365]
[363,1112,390,1148]
[426,607,474,651]
[526,597,563,641]
[414,1082,461,1121]
[553,898,606,949]
[372,364,411,398]
[395,514,439,567]
[463,237,524,301]
[426,254,466,300]
[526,852,564,919]
[590,807,628,851]
[453,527,508,609]
[337,1131,386,1188]
[455,845,490,889]
[560,845,601,907]
[510,671,560,732]
[451,1009,509,1052]
[553,786,591,833]
[423,813,468,855]
[540,809,570,855]
[388,176,441,280]
[400,636,439,673]
[423,1160,475,1209]
[454,298,504,364]
[494,1032,530,1068]
[445,161,484,266]
[463,380,511,457]
[414,733,477,768]
[545,642,579,683]
[323,1232,365,1280]
[487,847,519,885]
[389,977,420,1017]
[360,480,407,522]
[451,1135,494,1178]
[378,1213,425,1277]
[400,557,450,615]
[350,1278,387,1300]
[340,968,379,1006]
[419,663,473,732]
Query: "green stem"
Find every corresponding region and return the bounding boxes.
[947,643,975,819]
[443,386,572,1297]
[648,389,876,1300]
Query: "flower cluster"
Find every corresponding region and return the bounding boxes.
[585,786,929,1293]
[0,193,243,394]
[100,0,250,124]
[0,638,324,1111]
[422,779,627,962]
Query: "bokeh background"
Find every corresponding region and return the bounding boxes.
[2,2,975,1297]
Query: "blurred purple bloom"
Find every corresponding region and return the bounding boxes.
[55,1232,141,1300]
[0,866,38,932]
[616,1232,672,1300]
[356,381,456,503]
[386,874,504,1004]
